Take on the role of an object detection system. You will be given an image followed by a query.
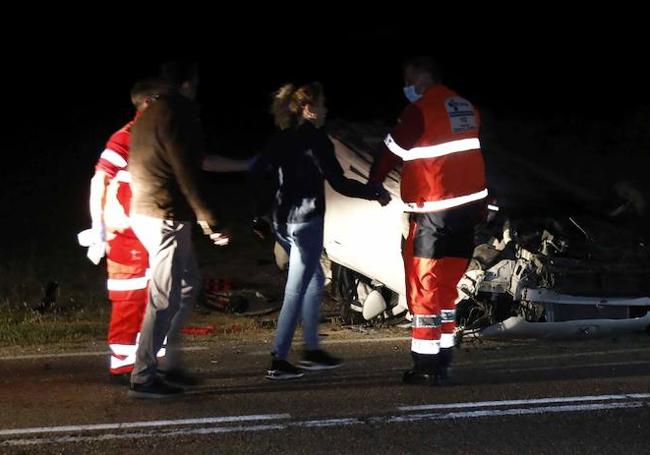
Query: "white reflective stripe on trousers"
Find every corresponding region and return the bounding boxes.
[440,333,456,349]
[110,350,165,369]
[441,309,456,323]
[110,335,167,369]
[404,188,488,213]
[385,135,481,160]
[106,269,151,291]
[411,338,440,355]
[412,314,442,328]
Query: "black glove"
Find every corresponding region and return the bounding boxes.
[369,183,392,207]
[251,217,272,240]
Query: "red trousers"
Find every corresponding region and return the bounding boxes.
[402,203,482,356]
[105,229,148,375]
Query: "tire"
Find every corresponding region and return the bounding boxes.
[330,262,366,324]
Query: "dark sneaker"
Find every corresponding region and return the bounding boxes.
[439,348,453,368]
[437,348,454,386]
[128,377,184,398]
[435,369,454,386]
[266,358,304,380]
[402,369,439,386]
[109,372,131,386]
[299,349,343,371]
[157,368,201,387]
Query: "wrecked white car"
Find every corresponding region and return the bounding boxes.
[319,120,650,339]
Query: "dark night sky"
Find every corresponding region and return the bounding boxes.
[11,25,649,106]
[2,10,650,257]
[4,13,650,169]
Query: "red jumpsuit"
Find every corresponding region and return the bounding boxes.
[371,84,487,367]
[95,119,154,375]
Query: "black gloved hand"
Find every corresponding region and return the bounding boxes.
[251,217,271,240]
[369,183,392,207]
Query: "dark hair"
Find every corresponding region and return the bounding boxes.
[402,56,442,82]
[130,78,169,108]
[270,82,323,130]
[159,60,199,87]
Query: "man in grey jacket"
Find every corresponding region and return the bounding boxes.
[128,62,229,398]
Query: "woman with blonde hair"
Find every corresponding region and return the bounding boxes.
[252,82,389,380]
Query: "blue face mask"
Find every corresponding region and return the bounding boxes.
[403,85,422,103]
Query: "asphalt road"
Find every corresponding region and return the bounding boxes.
[1,329,649,454]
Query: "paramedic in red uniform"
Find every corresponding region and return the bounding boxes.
[87,79,166,384]
[370,57,487,385]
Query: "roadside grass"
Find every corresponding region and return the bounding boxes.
[0,258,108,346]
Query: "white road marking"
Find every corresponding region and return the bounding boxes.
[0,414,290,436]
[293,418,362,428]
[399,393,650,411]
[3,424,288,446]
[2,394,648,446]
[386,401,645,423]
[0,346,207,361]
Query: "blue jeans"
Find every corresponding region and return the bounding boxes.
[273,217,325,360]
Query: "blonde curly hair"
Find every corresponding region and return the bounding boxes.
[270,82,323,130]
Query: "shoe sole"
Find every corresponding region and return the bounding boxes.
[127,389,184,399]
[299,362,343,371]
[265,370,304,380]
[163,379,201,388]
[156,370,201,388]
